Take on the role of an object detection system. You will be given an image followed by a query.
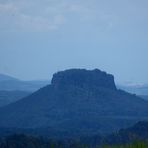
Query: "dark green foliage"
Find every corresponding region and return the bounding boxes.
[0,134,61,148]
[105,141,148,148]
[0,134,148,148]
[0,134,44,148]
[103,121,148,145]
[0,134,89,148]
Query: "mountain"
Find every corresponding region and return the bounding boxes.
[0,90,30,107]
[118,84,148,95]
[0,69,148,138]
[0,74,18,82]
[0,74,49,92]
[140,95,148,100]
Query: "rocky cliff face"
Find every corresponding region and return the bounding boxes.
[51,69,116,90]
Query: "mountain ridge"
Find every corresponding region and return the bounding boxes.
[0,74,49,92]
[0,74,19,82]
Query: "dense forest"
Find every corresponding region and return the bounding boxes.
[0,134,148,148]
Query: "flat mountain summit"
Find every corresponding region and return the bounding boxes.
[0,69,148,138]
[52,69,116,90]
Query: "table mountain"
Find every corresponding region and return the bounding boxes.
[0,69,148,138]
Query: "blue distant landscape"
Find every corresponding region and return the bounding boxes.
[0,0,148,147]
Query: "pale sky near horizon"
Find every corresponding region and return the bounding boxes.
[0,0,148,84]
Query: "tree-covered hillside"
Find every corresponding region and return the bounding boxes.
[0,90,30,107]
[0,69,148,138]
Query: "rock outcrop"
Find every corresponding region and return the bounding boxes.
[51,69,116,90]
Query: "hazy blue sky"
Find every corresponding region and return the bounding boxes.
[0,0,148,84]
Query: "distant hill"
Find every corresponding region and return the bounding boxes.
[118,84,148,95]
[0,74,49,92]
[0,69,148,138]
[139,95,148,101]
[0,90,30,107]
[0,74,18,81]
